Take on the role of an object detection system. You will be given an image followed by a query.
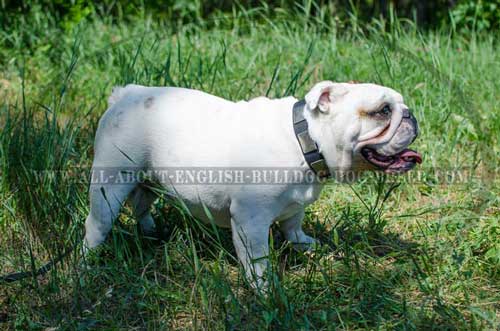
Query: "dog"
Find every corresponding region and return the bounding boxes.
[83,81,421,287]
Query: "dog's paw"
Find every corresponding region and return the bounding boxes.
[291,235,320,252]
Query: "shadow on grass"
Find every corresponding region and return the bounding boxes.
[1,184,469,329]
[83,201,469,330]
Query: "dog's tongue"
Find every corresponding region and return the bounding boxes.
[399,149,422,164]
[387,149,422,172]
[362,147,422,173]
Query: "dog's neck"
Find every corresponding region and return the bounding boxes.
[301,101,358,182]
[292,100,330,178]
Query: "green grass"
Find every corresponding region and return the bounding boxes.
[1,7,499,330]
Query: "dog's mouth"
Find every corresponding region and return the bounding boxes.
[361,147,422,174]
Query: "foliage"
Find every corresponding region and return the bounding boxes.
[2,0,500,32]
[451,0,500,31]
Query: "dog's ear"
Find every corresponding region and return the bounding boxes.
[305,81,348,113]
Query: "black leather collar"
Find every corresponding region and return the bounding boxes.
[292,100,331,178]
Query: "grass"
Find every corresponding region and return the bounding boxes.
[0,6,499,330]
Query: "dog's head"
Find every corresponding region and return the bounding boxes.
[303,81,421,180]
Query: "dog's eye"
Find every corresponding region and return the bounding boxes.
[377,105,392,116]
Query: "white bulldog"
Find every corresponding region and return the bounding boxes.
[83,81,421,286]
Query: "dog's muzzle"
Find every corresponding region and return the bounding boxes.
[360,107,422,173]
[402,108,418,144]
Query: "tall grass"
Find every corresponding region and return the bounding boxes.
[0,5,499,330]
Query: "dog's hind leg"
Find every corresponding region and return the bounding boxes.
[128,185,158,236]
[83,182,136,252]
[83,97,150,252]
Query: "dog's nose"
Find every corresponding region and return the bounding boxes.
[404,109,419,143]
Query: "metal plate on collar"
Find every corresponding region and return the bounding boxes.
[293,106,306,123]
[292,99,331,179]
[310,159,330,177]
[297,131,317,154]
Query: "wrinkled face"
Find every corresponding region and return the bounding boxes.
[304,81,422,177]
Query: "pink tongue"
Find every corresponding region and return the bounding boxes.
[399,149,422,164]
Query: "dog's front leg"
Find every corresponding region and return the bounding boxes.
[230,213,272,289]
[279,210,318,251]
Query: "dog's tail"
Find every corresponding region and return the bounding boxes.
[108,86,127,107]
[108,84,145,107]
